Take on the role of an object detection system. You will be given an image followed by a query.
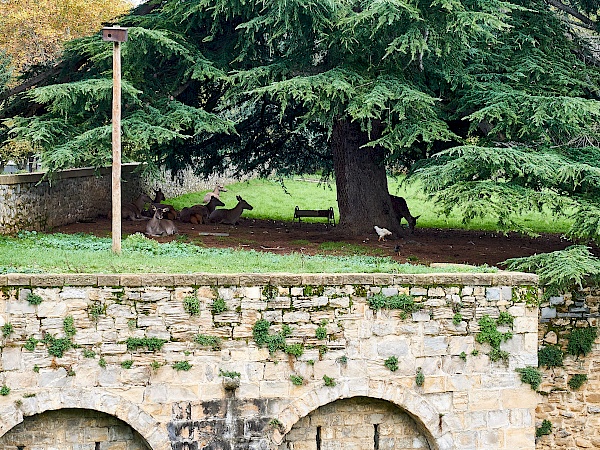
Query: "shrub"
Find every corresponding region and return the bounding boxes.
[0,385,10,396]
[2,323,13,337]
[452,313,462,326]
[315,324,327,340]
[23,336,38,351]
[476,314,513,363]
[568,373,588,390]
[43,335,73,358]
[125,337,167,352]
[252,319,290,354]
[323,375,336,387]
[194,334,222,350]
[284,343,305,357]
[516,367,543,391]
[538,346,563,368]
[415,367,425,387]
[83,349,96,358]
[536,419,552,438]
[183,296,201,316]
[497,311,514,327]
[212,298,227,314]
[98,358,107,368]
[384,356,399,372]
[172,361,192,371]
[290,375,304,386]
[63,316,76,337]
[26,292,43,305]
[121,360,134,369]
[567,327,597,357]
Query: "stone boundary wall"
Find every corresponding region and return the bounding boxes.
[0,272,539,450]
[536,288,600,449]
[0,164,245,233]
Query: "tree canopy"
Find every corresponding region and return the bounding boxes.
[1,0,600,238]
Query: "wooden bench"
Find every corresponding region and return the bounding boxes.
[294,206,335,227]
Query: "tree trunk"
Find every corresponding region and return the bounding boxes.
[331,118,402,237]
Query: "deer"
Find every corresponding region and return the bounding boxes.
[390,195,419,234]
[142,187,178,220]
[109,193,153,221]
[208,195,253,225]
[203,184,227,204]
[146,205,178,236]
[179,196,225,224]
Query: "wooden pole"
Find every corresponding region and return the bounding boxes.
[111,41,122,254]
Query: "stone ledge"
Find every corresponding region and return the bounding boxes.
[0,271,538,287]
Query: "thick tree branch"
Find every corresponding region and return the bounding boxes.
[546,0,598,30]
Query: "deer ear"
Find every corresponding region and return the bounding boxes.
[414,215,421,220]
[237,195,242,201]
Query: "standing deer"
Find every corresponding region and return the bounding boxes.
[146,205,178,236]
[203,184,227,204]
[390,195,419,233]
[208,195,253,225]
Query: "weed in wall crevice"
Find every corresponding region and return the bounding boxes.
[384,356,399,372]
[516,366,543,391]
[173,361,192,371]
[290,374,304,386]
[475,314,514,364]
[2,323,13,337]
[536,419,552,438]
[323,375,336,387]
[567,327,597,358]
[211,298,228,315]
[194,334,222,351]
[26,292,43,306]
[183,296,201,316]
[538,345,564,369]
[415,367,425,387]
[568,373,588,390]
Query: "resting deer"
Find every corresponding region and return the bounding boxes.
[203,184,227,204]
[179,197,225,224]
[142,188,178,220]
[208,195,253,225]
[146,205,178,236]
[390,195,419,233]
[109,193,152,221]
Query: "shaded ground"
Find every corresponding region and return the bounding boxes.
[52,216,583,267]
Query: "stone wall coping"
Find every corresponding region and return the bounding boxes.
[0,162,140,185]
[0,271,538,287]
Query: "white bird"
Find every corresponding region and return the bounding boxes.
[374,226,392,241]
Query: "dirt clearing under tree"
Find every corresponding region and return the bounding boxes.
[51,216,590,268]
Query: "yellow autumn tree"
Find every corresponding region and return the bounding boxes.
[0,0,133,74]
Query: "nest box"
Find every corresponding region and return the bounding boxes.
[102,27,128,43]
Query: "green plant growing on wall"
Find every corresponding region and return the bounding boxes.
[127,319,137,330]
[194,334,222,351]
[98,358,107,368]
[459,352,467,361]
[63,316,76,337]
[253,319,292,354]
[26,292,43,305]
[88,302,104,320]
[452,313,463,326]
[121,360,134,369]
[172,361,192,371]
[536,419,552,438]
[43,334,73,358]
[475,314,514,363]
[290,374,304,386]
[23,336,38,351]
[219,369,241,378]
[67,369,76,376]
[497,311,514,327]
[2,322,13,337]
[415,367,425,387]
[568,373,588,390]
[125,337,167,352]
[262,284,278,300]
[323,375,336,387]
[367,293,421,313]
[83,349,96,358]
[538,346,564,368]
[337,355,348,365]
[150,361,162,371]
[303,285,324,297]
[315,321,328,340]
[353,285,367,297]
[211,298,227,314]
[284,343,305,357]
[33,365,39,373]
[516,367,543,391]
[384,356,399,372]
[0,385,10,396]
[183,296,201,316]
[567,327,597,358]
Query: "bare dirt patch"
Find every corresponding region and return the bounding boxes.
[51,216,584,268]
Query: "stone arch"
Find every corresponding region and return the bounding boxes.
[272,379,454,450]
[0,387,168,450]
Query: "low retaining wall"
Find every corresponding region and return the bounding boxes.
[0,164,243,234]
[0,272,539,450]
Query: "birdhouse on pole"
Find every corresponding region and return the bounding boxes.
[102,27,128,43]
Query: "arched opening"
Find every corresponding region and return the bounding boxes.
[0,408,152,450]
[278,397,432,449]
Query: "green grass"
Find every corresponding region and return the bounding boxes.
[0,232,494,274]
[170,176,573,233]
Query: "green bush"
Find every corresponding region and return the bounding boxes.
[183,296,201,315]
[538,346,563,368]
[26,292,43,305]
[252,319,291,354]
[323,375,336,387]
[0,385,10,396]
[212,298,227,314]
[290,374,304,386]
[194,334,222,350]
[536,419,552,438]
[567,327,597,357]
[415,367,425,387]
[121,360,134,369]
[23,336,38,351]
[43,335,73,358]
[284,343,305,357]
[315,324,327,340]
[172,361,192,371]
[125,337,167,352]
[367,293,420,312]
[568,373,588,390]
[384,356,399,372]
[63,316,76,337]
[516,367,543,391]
[219,369,241,378]
[452,313,463,326]
[2,323,13,337]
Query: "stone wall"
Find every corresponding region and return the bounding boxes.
[0,164,244,234]
[536,288,600,449]
[0,272,539,450]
